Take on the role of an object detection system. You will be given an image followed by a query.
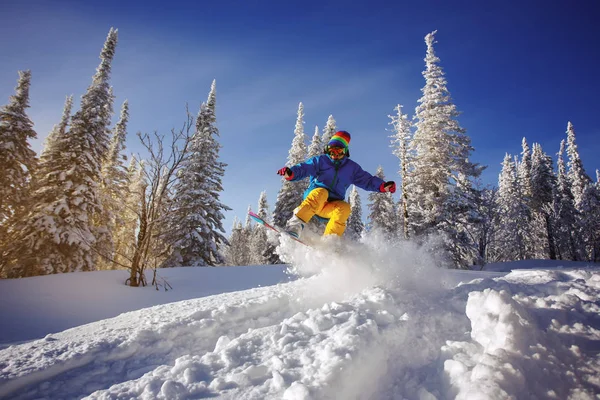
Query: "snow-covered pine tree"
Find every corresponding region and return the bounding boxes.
[496,153,529,261]
[472,186,500,265]
[367,166,397,239]
[110,156,142,269]
[515,138,535,258]
[39,96,72,163]
[441,172,486,267]
[529,143,557,259]
[345,186,364,240]
[249,191,273,265]
[3,30,118,277]
[226,218,248,266]
[321,115,337,146]
[518,137,533,201]
[163,80,231,267]
[553,140,582,261]
[389,104,412,239]
[242,205,255,265]
[565,121,591,210]
[307,125,322,158]
[272,102,307,227]
[0,71,38,275]
[579,182,600,262]
[407,30,483,239]
[0,70,38,249]
[98,100,130,269]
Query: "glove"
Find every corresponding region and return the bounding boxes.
[379,181,396,193]
[277,167,293,180]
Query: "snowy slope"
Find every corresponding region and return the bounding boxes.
[1,235,599,399]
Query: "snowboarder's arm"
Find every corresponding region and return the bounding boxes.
[288,156,319,181]
[351,164,386,192]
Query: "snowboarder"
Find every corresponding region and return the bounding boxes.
[277,130,396,239]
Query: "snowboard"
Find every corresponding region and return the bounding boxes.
[248,211,310,247]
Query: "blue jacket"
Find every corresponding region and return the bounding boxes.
[289,155,385,201]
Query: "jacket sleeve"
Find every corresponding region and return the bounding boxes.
[289,156,320,181]
[351,163,386,192]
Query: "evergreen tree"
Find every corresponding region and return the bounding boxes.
[389,104,412,239]
[249,191,274,264]
[579,183,600,262]
[307,125,322,158]
[273,102,307,227]
[321,114,337,146]
[472,187,500,266]
[163,80,231,267]
[530,143,557,259]
[112,156,142,269]
[515,138,535,258]
[407,30,482,239]
[496,153,529,261]
[518,137,533,201]
[565,121,591,210]
[441,172,486,267]
[345,186,364,240]
[553,140,581,261]
[40,96,73,164]
[98,100,130,268]
[226,218,248,266]
[4,29,118,277]
[367,166,397,238]
[0,71,38,235]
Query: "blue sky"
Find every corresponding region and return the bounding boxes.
[1,0,599,232]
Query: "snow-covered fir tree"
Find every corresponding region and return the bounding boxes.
[3,30,118,277]
[565,121,591,210]
[518,137,533,201]
[321,115,337,146]
[389,104,412,239]
[39,96,72,163]
[162,80,231,267]
[471,186,500,265]
[496,153,529,261]
[406,30,482,240]
[441,172,487,267]
[111,156,142,269]
[514,139,535,258]
[98,100,130,269]
[367,166,397,239]
[553,140,582,261]
[272,102,307,227]
[579,182,600,262]
[530,143,557,259]
[345,186,364,240]
[0,70,38,245]
[225,218,248,266]
[517,139,534,254]
[249,191,272,265]
[307,125,322,158]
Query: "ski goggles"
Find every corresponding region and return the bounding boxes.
[328,146,346,157]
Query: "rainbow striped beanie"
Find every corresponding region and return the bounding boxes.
[328,130,351,150]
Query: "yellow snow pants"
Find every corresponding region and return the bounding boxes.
[294,188,351,236]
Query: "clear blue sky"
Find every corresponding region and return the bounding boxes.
[2,0,599,231]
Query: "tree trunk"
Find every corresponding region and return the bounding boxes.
[544,212,557,260]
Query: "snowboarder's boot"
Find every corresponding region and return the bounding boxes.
[285,215,305,239]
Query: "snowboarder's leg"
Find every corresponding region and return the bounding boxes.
[286,188,329,239]
[317,200,351,236]
[294,188,329,222]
